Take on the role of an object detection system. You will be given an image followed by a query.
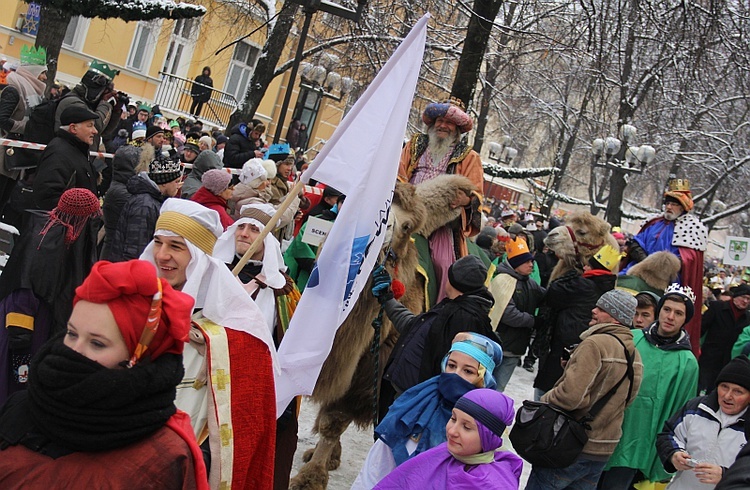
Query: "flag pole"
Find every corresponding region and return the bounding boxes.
[232,179,305,276]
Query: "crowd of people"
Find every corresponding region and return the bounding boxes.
[0,55,749,490]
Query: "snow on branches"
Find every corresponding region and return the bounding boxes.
[34,0,206,20]
[482,162,558,178]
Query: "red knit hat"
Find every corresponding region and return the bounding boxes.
[74,260,195,360]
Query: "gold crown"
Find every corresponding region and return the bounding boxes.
[592,245,621,271]
[667,178,690,193]
[445,96,466,111]
[664,283,696,303]
[185,137,201,147]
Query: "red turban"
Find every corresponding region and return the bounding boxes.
[74,260,195,360]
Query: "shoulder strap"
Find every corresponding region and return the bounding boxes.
[587,332,635,418]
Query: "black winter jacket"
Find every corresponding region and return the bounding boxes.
[33,130,98,210]
[106,175,165,262]
[534,269,601,392]
[223,123,263,169]
[495,260,545,356]
[699,300,750,391]
[0,86,21,133]
[383,288,496,394]
[716,442,750,490]
[101,146,142,260]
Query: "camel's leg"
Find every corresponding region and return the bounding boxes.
[289,408,351,490]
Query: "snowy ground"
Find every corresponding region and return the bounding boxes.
[291,363,537,489]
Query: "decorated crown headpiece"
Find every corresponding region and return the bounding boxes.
[185,137,201,148]
[667,178,690,193]
[664,283,696,304]
[89,60,120,80]
[20,45,46,66]
[592,245,621,272]
[446,96,466,111]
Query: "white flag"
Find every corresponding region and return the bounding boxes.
[274,14,429,416]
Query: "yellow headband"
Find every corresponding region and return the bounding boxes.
[155,211,217,256]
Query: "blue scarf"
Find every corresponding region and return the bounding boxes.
[375,373,476,465]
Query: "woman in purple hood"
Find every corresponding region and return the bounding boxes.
[374,388,522,489]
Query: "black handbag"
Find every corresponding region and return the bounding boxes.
[509,332,634,468]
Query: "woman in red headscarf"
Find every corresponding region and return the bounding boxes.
[0,260,208,490]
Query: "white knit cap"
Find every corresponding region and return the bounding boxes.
[240,158,267,185]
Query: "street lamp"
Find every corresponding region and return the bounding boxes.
[298,55,354,102]
[272,0,368,144]
[591,124,656,226]
[488,135,517,165]
[591,125,655,174]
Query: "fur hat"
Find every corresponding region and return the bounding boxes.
[202,169,232,195]
[148,155,182,185]
[716,355,750,391]
[422,98,473,133]
[596,289,637,327]
[448,255,487,293]
[506,237,534,269]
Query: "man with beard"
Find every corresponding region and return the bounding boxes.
[620,179,707,355]
[398,98,483,302]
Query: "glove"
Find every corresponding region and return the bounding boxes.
[371,265,393,303]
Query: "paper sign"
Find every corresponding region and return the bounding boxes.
[301,216,333,246]
[723,236,750,266]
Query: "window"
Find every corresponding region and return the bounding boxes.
[291,86,322,149]
[127,21,161,72]
[63,16,90,50]
[162,18,200,76]
[224,41,261,100]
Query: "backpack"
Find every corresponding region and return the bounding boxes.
[5,96,66,170]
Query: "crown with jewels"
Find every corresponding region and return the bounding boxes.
[664,283,696,304]
[446,96,466,111]
[185,137,201,148]
[667,178,690,193]
[89,60,120,80]
[20,45,46,66]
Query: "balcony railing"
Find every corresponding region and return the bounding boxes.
[154,72,240,129]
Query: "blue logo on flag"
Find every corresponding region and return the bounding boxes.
[344,235,370,301]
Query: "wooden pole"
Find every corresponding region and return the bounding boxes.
[232,179,305,276]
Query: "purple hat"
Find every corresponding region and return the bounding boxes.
[453,389,515,452]
[202,169,232,195]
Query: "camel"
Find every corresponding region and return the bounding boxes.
[544,210,619,282]
[288,174,478,490]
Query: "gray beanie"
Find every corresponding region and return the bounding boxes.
[596,289,637,327]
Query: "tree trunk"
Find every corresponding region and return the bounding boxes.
[450,0,503,110]
[472,2,516,155]
[36,4,72,96]
[472,55,499,154]
[228,1,300,129]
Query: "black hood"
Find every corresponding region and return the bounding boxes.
[112,145,142,184]
[126,174,163,200]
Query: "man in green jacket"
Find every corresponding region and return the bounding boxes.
[599,283,699,489]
